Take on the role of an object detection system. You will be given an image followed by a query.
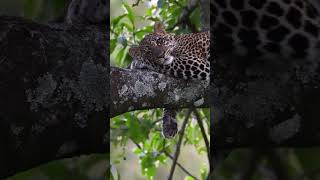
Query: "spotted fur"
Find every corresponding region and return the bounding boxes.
[129,23,210,80]
[212,0,320,61]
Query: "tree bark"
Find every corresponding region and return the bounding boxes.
[210,1,320,148]
[0,16,109,179]
[110,67,209,117]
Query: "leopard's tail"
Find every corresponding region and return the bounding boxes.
[162,108,178,138]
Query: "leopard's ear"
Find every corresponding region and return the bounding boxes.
[154,22,166,34]
[128,45,140,58]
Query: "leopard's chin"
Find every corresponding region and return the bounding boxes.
[163,56,174,65]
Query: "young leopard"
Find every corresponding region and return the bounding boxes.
[212,0,320,61]
[129,23,210,138]
[211,0,320,147]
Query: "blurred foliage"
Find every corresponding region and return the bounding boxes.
[110,0,209,179]
[111,109,209,179]
[9,154,108,180]
[23,0,66,22]
[214,148,320,180]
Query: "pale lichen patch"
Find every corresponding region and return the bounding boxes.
[78,60,108,112]
[158,82,167,91]
[128,106,134,111]
[119,85,128,97]
[269,114,301,143]
[26,73,57,112]
[31,124,46,134]
[74,112,87,128]
[134,80,155,97]
[194,98,204,107]
[10,125,24,136]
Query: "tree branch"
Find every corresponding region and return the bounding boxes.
[193,109,210,165]
[211,0,320,148]
[164,150,199,180]
[110,67,209,117]
[168,109,192,180]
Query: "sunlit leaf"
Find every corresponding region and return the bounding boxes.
[123,2,135,27]
[110,39,117,53]
[112,14,127,29]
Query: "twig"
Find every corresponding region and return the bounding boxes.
[152,118,162,126]
[193,109,210,162]
[193,109,210,179]
[164,150,199,180]
[168,109,192,180]
[238,149,262,180]
[264,149,290,180]
[132,0,142,7]
[132,141,142,149]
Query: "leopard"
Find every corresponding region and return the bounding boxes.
[212,0,320,62]
[129,22,210,138]
[210,0,320,148]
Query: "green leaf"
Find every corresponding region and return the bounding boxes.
[123,2,135,27]
[116,47,126,66]
[24,0,42,19]
[186,176,195,180]
[124,113,145,143]
[122,22,134,32]
[51,0,65,14]
[145,7,154,16]
[190,7,201,31]
[295,148,320,171]
[110,39,117,53]
[112,14,127,29]
[200,166,208,180]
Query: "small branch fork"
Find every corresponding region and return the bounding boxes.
[132,0,141,7]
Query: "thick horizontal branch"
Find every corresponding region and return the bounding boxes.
[210,0,320,148]
[0,16,108,178]
[110,67,209,117]
[211,42,320,148]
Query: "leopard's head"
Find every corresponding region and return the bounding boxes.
[129,22,176,70]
